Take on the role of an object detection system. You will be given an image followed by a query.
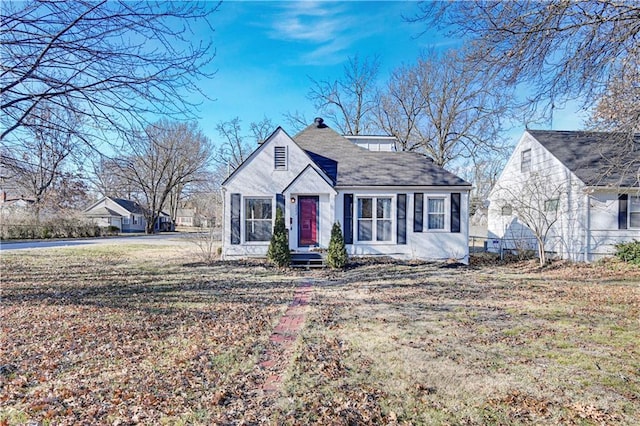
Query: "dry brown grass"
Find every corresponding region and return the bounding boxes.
[278,259,640,425]
[1,245,639,425]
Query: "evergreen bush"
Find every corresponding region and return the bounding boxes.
[615,240,640,265]
[327,222,348,269]
[267,207,290,267]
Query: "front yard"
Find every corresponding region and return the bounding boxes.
[1,244,639,424]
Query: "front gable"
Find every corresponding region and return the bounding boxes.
[489,131,580,202]
[283,164,336,196]
[223,128,320,195]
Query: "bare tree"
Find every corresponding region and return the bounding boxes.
[214,118,253,173]
[589,55,640,133]
[377,49,508,167]
[249,116,275,144]
[1,103,82,217]
[410,1,640,132]
[88,156,135,199]
[493,172,569,266]
[113,120,212,234]
[283,110,311,135]
[1,1,219,146]
[375,62,425,152]
[214,117,275,180]
[307,54,381,135]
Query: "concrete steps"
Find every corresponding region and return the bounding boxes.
[290,252,326,269]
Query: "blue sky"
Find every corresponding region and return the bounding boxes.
[196,0,588,143]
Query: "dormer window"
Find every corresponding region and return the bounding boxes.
[274,146,287,170]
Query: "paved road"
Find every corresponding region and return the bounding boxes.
[0,233,203,251]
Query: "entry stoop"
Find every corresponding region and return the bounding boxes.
[291,252,326,269]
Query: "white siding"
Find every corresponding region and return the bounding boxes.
[223,129,322,258]
[488,131,640,262]
[222,129,471,263]
[338,188,470,263]
[587,193,640,259]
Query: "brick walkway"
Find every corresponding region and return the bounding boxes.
[259,280,313,392]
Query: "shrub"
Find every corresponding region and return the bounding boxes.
[615,240,640,265]
[267,207,290,267]
[327,222,348,269]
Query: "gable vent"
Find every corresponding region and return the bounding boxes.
[274,146,287,170]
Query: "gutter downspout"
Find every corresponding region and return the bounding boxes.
[221,187,227,260]
[584,192,591,262]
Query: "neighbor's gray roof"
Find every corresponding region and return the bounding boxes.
[294,123,470,187]
[111,198,147,214]
[84,206,123,218]
[528,130,640,187]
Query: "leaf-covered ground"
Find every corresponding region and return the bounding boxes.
[1,244,639,425]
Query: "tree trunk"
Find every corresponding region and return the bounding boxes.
[145,214,156,234]
[537,236,546,267]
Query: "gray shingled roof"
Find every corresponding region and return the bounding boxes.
[294,123,470,187]
[84,206,123,218]
[111,198,147,214]
[528,130,640,187]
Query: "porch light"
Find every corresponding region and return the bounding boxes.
[290,196,296,203]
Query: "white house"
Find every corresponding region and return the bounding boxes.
[488,130,640,261]
[84,197,173,232]
[221,118,472,263]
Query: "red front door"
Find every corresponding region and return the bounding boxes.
[299,196,319,246]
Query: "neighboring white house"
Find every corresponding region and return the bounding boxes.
[488,130,640,261]
[221,118,472,263]
[84,197,172,232]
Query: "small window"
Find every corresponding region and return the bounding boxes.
[630,196,640,228]
[274,146,287,170]
[427,198,445,230]
[521,149,531,173]
[501,205,513,216]
[544,199,559,212]
[245,198,273,241]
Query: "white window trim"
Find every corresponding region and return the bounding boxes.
[629,195,640,229]
[355,195,396,244]
[426,196,447,231]
[243,196,274,244]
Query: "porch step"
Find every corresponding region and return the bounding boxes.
[291,252,326,269]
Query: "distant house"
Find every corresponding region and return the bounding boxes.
[176,208,196,227]
[84,197,173,232]
[175,206,214,228]
[0,191,36,210]
[221,118,472,263]
[488,130,640,261]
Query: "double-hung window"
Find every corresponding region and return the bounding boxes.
[245,198,272,242]
[630,196,640,228]
[357,196,393,242]
[427,198,445,230]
